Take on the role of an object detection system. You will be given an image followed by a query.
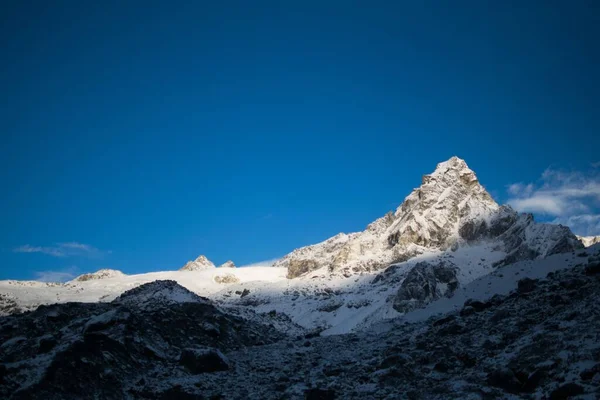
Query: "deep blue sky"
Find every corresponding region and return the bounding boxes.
[1,1,599,280]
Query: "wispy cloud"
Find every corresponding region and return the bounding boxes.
[592,161,600,169]
[34,266,79,282]
[239,258,281,268]
[507,167,600,236]
[13,242,107,258]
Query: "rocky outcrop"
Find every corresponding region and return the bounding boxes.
[180,255,216,271]
[276,157,582,278]
[179,348,230,373]
[214,273,240,284]
[392,261,459,313]
[72,269,125,282]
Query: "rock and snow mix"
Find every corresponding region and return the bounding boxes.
[1,252,599,399]
[0,156,598,398]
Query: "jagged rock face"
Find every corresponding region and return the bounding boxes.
[392,261,459,313]
[0,281,284,399]
[180,255,216,271]
[72,269,125,282]
[276,157,581,278]
[578,235,600,247]
[218,260,236,268]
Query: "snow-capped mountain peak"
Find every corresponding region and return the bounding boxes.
[274,156,580,279]
[180,255,216,271]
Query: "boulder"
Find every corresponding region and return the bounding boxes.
[179,348,230,374]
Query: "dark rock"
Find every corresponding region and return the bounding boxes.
[522,369,547,392]
[464,299,490,312]
[379,353,411,369]
[393,261,459,312]
[487,368,522,393]
[304,388,335,400]
[240,289,251,298]
[323,366,343,377]
[158,385,203,399]
[38,336,57,354]
[438,322,466,336]
[560,278,586,289]
[549,382,584,399]
[459,220,489,242]
[517,278,537,294]
[434,361,449,372]
[457,353,476,368]
[490,309,511,323]
[433,315,456,326]
[584,262,600,275]
[179,348,230,374]
[460,306,476,316]
[580,363,600,380]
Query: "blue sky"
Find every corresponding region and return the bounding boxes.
[1,1,599,281]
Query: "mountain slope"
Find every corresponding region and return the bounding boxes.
[2,252,599,399]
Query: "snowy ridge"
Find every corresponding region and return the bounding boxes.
[72,269,125,282]
[578,235,600,247]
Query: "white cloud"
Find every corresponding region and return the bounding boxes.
[13,244,67,257]
[507,167,600,235]
[34,266,79,282]
[239,258,281,268]
[13,242,105,258]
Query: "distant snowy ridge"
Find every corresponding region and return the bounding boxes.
[578,235,600,247]
[72,269,125,282]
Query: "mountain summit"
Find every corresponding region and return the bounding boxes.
[275,156,581,278]
[180,255,216,271]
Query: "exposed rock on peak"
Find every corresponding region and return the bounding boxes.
[275,156,581,278]
[180,255,216,271]
[72,269,125,282]
[218,260,236,268]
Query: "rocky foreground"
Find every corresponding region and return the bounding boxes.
[1,253,600,399]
